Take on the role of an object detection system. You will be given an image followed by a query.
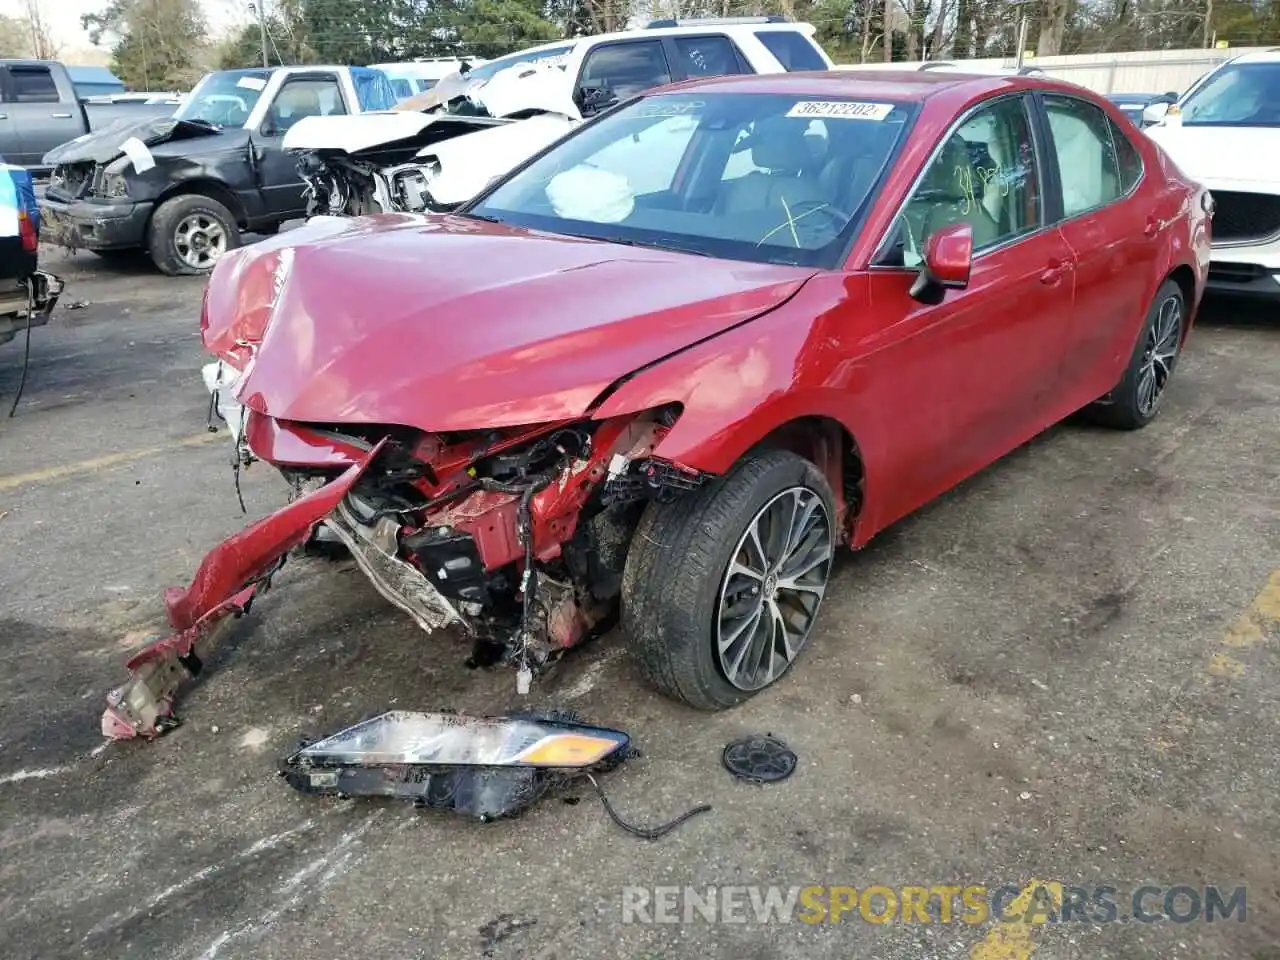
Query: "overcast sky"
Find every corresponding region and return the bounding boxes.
[0,0,249,51]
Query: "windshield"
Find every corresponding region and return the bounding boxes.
[466,91,915,268]
[465,44,575,82]
[174,70,270,126]
[1178,62,1280,126]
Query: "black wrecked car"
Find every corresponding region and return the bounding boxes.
[38,66,397,275]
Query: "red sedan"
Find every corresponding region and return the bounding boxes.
[104,70,1212,739]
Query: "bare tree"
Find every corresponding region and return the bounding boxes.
[21,0,57,58]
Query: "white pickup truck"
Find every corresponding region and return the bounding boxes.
[1143,48,1280,302]
[284,16,836,218]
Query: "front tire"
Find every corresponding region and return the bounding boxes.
[1082,279,1185,430]
[622,449,836,711]
[147,194,240,276]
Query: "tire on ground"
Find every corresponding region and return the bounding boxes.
[147,193,241,277]
[621,448,836,711]
[1081,278,1186,430]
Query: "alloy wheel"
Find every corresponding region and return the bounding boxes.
[1136,295,1182,416]
[174,213,227,270]
[716,486,834,691]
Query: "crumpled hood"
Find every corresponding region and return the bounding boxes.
[43,116,220,167]
[1145,124,1280,193]
[203,213,814,432]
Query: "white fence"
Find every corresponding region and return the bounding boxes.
[835,46,1276,96]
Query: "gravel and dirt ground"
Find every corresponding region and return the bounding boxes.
[1,243,1277,960]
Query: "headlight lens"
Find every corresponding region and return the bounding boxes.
[293,711,630,768]
[100,172,129,198]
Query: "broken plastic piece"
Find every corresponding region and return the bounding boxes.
[722,734,797,783]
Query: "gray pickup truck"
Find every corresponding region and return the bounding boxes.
[1,59,176,172]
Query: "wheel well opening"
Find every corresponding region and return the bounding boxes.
[1167,264,1196,339]
[756,416,864,524]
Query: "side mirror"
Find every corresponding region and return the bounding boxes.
[909,223,972,305]
[1142,101,1170,125]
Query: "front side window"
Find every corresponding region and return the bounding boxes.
[1044,94,1122,218]
[579,40,673,102]
[268,78,347,133]
[1178,62,1280,127]
[175,70,269,127]
[890,95,1041,267]
[467,92,915,268]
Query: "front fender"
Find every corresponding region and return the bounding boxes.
[590,287,873,487]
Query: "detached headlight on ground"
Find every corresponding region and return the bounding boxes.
[279,710,634,822]
[291,710,629,768]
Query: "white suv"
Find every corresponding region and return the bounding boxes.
[1144,48,1280,301]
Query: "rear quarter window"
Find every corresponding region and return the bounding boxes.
[1108,117,1144,193]
[753,30,827,71]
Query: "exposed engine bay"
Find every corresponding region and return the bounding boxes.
[285,60,592,218]
[103,401,710,740]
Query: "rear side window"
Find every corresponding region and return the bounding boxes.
[753,30,827,71]
[671,36,747,78]
[390,78,412,99]
[1108,117,1144,193]
[1044,95,1123,217]
[8,66,60,103]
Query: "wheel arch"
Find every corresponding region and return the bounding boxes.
[1165,262,1197,342]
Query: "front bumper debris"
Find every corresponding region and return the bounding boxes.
[322,498,464,635]
[101,442,386,740]
[38,195,153,252]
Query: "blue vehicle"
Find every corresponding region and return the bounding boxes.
[1,162,62,351]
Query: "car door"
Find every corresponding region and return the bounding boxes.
[1038,93,1160,401]
[860,93,1079,528]
[251,72,350,219]
[3,63,83,167]
[0,69,19,164]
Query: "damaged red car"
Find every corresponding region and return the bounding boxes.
[105,70,1212,739]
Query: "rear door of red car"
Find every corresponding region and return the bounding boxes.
[860,92,1079,529]
[1035,92,1161,403]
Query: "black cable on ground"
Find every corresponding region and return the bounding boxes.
[585,773,711,841]
[7,283,35,418]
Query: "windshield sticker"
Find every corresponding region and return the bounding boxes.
[631,99,705,118]
[786,100,894,121]
[119,136,155,174]
[236,75,267,91]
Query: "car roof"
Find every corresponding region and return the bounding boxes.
[1228,48,1280,63]
[651,68,1025,102]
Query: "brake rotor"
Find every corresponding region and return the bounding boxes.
[721,734,797,783]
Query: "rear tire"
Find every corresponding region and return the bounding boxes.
[621,449,836,711]
[1081,279,1185,430]
[147,194,240,277]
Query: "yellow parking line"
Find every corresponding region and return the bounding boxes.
[970,880,1062,960]
[0,432,222,493]
[1200,570,1280,680]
